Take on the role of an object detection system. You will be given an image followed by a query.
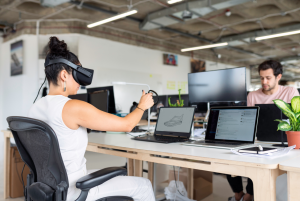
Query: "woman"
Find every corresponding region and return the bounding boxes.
[28,37,155,201]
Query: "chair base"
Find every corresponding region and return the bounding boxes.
[96,196,134,201]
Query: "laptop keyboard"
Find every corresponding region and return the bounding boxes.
[155,136,189,143]
[200,141,242,145]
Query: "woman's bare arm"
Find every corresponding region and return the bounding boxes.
[62,91,153,132]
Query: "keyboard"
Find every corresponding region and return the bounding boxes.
[199,141,242,145]
[155,136,189,143]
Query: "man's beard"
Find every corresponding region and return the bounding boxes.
[262,83,276,92]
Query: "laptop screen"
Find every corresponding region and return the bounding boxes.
[206,107,259,143]
[155,107,195,136]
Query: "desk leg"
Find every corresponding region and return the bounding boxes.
[4,136,10,199]
[187,169,194,199]
[127,158,134,176]
[287,171,300,201]
[148,162,154,187]
[246,167,280,201]
[134,160,143,177]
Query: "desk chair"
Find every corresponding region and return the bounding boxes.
[7,116,133,201]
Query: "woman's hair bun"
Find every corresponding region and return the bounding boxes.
[48,36,68,57]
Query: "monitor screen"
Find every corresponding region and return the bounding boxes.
[206,107,258,142]
[188,67,247,105]
[156,107,195,133]
[68,93,88,102]
[87,86,116,113]
[89,91,109,112]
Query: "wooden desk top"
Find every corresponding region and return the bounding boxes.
[87,133,300,169]
[279,156,300,172]
[1,130,13,138]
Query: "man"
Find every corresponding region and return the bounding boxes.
[228,60,299,201]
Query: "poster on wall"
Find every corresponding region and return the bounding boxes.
[10,40,23,76]
[190,58,205,73]
[163,53,178,66]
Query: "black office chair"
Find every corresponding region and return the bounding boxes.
[7,116,133,201]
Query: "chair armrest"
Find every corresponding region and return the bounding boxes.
[76,167,127,190]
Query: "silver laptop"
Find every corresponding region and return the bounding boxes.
[183,106,259,149]
[133,107,195,143]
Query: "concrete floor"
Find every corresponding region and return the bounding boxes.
[0,135,246,201]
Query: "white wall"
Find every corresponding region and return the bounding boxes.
[0,37,3,130]
[0,33,252,129]
[0,35,39,129]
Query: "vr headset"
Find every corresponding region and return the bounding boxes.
[33,56,94,103]
[44,57,94,86]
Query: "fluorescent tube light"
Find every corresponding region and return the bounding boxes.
[255,30,300,41]
[167,0,183,4]
[87,10,138,28]
[181,42,228,52]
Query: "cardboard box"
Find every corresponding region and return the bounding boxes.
[193,177,213,201]
[10,147,31,198]
[168,168,213,201]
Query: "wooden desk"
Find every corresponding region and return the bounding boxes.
[2,130,13,199]
[279,156,300,201]
[3,130,300,201]
[87,133,300,201]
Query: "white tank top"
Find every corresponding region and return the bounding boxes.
[28,95,88,184]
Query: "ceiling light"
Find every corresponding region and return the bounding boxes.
[167,0,183,4]
[255,30,300,41]
[87,10,138,28]
[181,42,228,52]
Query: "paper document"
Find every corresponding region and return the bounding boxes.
[127,132,147,137]
[231,145,296,158]
[194,128,206,136]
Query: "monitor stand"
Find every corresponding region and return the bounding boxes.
[272,112,288,147]
[204,102,210,122]
[272,130,288,147]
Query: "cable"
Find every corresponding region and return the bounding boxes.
[173,166,184,197]
[33,77,46,103]
[21,163,26,196]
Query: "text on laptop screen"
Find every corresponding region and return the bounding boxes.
[206,109,257,142]
[156,108,194,133]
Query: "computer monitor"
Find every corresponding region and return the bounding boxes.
[89,90,109,112]
[188,67,247,112]
[87,86,116,113]
[68,93,88,102]
[256,104,288,143]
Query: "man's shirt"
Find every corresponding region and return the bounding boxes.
[247,85,299,106]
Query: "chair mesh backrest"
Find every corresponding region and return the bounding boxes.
[7,116,69,190]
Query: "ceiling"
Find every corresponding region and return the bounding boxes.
[1,0,300,83]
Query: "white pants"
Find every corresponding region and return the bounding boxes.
[67,169,155,201]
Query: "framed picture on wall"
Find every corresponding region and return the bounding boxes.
[163,53,178,66]
[10,40,23,76]
[190,58,205,73]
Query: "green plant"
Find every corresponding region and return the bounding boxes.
[273,96,300,131]
[168,89,184,107]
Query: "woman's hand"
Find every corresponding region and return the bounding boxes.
[138,90,154,110]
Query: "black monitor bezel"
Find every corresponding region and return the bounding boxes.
[205,106,259,143]
[87,86,117,113]
[154,107,195,138]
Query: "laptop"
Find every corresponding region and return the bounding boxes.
[255,104,288,142]
[183,106,259,149]
[133,107,195,143]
